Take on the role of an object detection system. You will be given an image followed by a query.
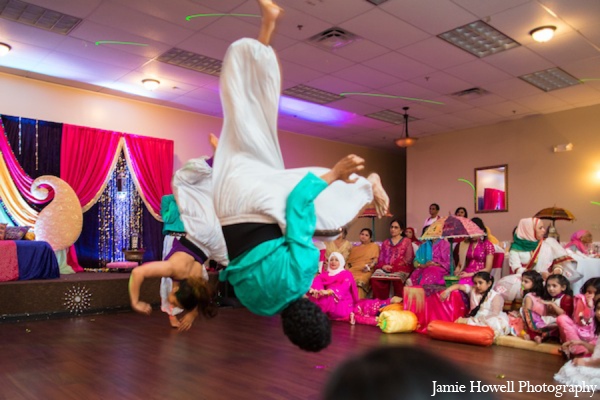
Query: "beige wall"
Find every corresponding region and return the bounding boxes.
[0,72,404,240]
[407,104,600,242]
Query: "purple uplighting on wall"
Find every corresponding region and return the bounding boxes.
[279,96,355,126]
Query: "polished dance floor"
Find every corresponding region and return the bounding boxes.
[0,307,577,400]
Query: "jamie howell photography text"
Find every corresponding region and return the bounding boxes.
[431,380,597,397]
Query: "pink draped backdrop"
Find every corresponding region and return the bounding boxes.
[0,122,50,204]
[125,134,173,216]
[60,124,123,208]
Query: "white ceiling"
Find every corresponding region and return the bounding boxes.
[0,0,599,151]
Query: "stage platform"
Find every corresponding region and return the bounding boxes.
[0,272,161,322]
[0,271,235,322]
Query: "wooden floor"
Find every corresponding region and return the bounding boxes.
[0,308,584,400]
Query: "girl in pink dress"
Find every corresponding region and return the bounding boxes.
[558,278,600,358]
[520,270,553,342]
[309,252,399,324]
[455,218,494,285]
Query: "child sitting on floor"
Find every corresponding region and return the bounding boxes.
[441,271,510,337]
[557,278,600,358]
[520,269,552,343]
[555,297,600,386]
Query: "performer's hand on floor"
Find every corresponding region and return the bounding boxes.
[178,310,199,332]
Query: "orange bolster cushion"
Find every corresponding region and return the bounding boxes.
[427,320,494,347]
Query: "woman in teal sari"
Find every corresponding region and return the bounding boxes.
[407,239,451,286]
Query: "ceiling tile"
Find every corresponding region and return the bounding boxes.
[363,51,436,80]
[278,42,353,74]
[381,0,477,35]
[340,8,430,51]
[399,36,476,69]
[444,59,513,86]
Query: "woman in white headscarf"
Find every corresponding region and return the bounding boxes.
[308,252,358,321]
[494,217,580,303]
[308,252,401,324]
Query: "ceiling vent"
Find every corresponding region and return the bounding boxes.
[451,87,490,100]
[0,0,82,35]
[283,84,344,105]
[308,27,358,50]
[157,48,222,77]
[366,109,418,125]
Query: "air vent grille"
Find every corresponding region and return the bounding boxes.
[0,0,81,35]
[282,84,344,105]
[308,27,358,50]
[157,48,222,76]
[366,110,417,125]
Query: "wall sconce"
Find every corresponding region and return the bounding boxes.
[553,143,573,153]
[0,42,12,56]
[142,79,160,91]
[530,26,556,43]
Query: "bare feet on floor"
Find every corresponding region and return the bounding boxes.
[367,173,390,218]
[533,336,543,344]
[349,312,355,325]
[169,315,181,329]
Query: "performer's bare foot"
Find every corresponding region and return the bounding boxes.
[367,173,390,218]
[209,133,219,151]
[257,0,283,46]
[349,312,355,325]
[533,335,543,344]
[169,315,181,328]
[390,296,402,304]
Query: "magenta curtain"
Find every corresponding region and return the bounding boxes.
[124,134,173,218]
[60,124,123,209]
[0,121,48,204]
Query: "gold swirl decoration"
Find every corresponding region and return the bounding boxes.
[31,176,83,251]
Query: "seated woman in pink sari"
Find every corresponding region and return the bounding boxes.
[565,230,598,258]
[309,252,399,324]
[370,219,415,299]
[406,238,450,287]
[454,217,494,285]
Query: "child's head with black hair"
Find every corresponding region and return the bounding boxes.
[469,271,494,317]
[323,346,497,400]
[544,274,572,300]
[281,298,331,352]
[521,270,544,297]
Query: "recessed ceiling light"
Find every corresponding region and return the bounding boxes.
[519,67,580,92]
[529,26,556,43]
[0,42,12,56]
[142,79,160,91]
[438,20,520,58]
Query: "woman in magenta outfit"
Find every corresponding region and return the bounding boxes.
[407,238,451,287]
[309,252,358,320]
[309,252,397,324]
[370,219,415,299]
[454,217,494,285]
